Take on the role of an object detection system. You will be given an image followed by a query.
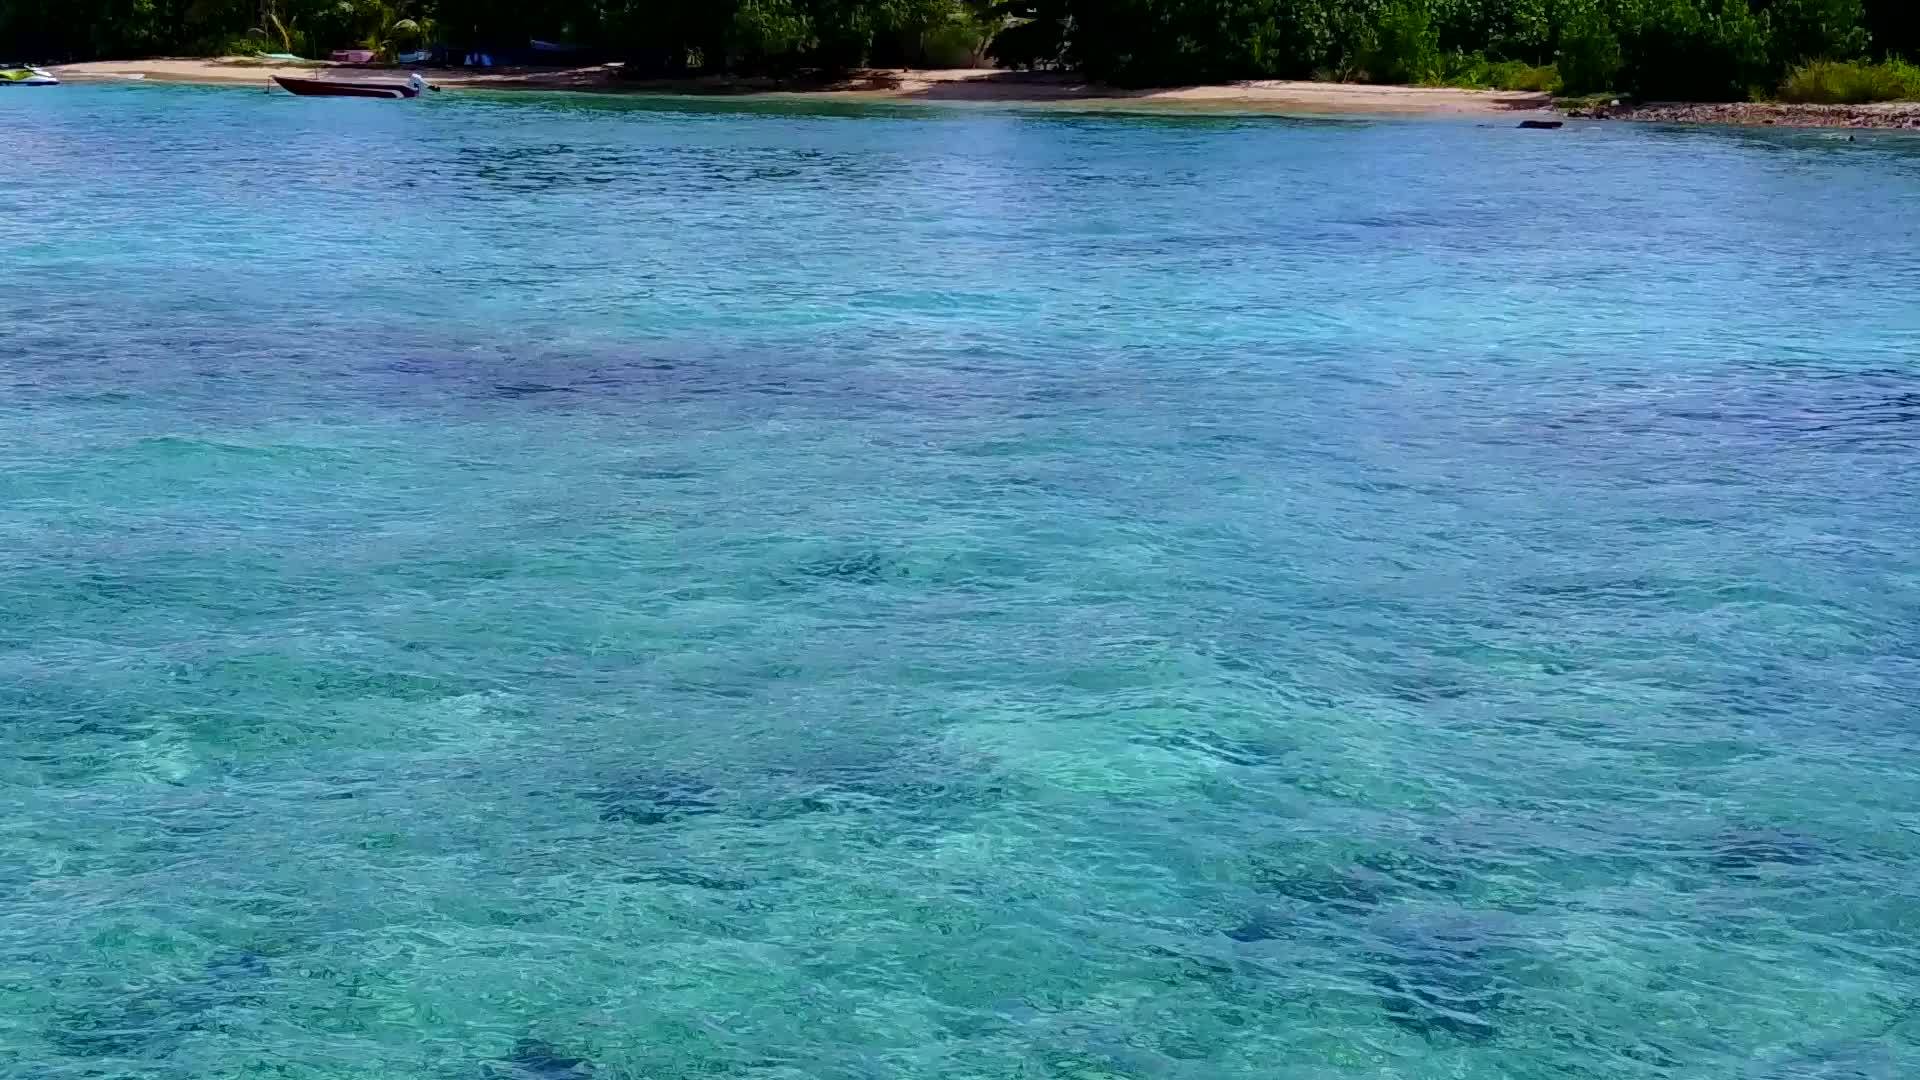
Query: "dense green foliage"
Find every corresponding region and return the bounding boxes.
[1779,56,1920,101]
[998,0,1916,97]
[3,0,1918,101]
[0,0,998,70]
[1013,0,1918,98]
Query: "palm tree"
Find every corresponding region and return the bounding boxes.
[363,1,433,61]
[268,11,300,53]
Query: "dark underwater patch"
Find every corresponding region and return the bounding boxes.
[790,549,902,586]
[1250,861,1399,912]
[491,383,580,398]
[1522,364,1920,458]
[1140,727,1285,769]
[202,950,271,988]
[1365,913,1521,1043]
[1250,843,1471,918]
[45,997,188,1058]
[1374,965,1502,1042]
[1353,847,1471,896]
[616,466,701,481]
[1743,1038,1904,1079]
[1224,907,1291,943]
[1143,942,1238,982]
[579,744,1013,841]
[1383,670,1474,704]
[619,867,752,891]
[586,772,724,826]
[1706,828,1829,877]
[761,754,1013,821]
[41,951,274,1061]
[490,1038,593,1079]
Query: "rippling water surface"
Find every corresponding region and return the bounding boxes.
[4,84,1920,1079]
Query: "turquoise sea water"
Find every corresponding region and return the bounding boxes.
[4,83,1920,1079]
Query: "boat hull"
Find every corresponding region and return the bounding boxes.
[272,75,419,99]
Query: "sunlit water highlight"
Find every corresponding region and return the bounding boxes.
[3,84,1920,1079]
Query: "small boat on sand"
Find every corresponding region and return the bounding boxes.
[272,72,428,99]
[0,65,59,86]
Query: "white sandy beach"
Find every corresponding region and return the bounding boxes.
[51,58,1556,117]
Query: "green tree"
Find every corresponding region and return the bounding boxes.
[731,0,814,67]
[1553,0,1620,91]
[4,0,1908,98]
[1365,0,1442,81]
[1762,0,1867,67]
[1863,0,1919,58]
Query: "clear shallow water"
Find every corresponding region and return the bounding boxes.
[3,83,1920,1079]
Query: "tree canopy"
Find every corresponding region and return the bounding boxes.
[2,0,1916,100]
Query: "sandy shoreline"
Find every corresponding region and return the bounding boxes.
[53,58,1920,127]
[50,58,1553,117]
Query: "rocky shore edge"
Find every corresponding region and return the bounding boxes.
[1573,99,1920,130]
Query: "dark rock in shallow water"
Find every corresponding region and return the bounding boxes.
[1746,1039,1903,1079]
[47,951,281,1059]
[203,950,271,986]
[756,751,1014,823]
[1143,942,1238,983]
[1518,119,1564,129]
[828,770,1009,811]
[1353,847,1469,896]
[46,1000,183,1058]
[179,950,275,1010]
[1226,907,1292,943]
[792,549,898,585]
[620,866,751,891]
[500,1039,593,1079]
[1374,966,1502,1041]
[1142,727,1286,768]
[1251,860,1398,911]
[490,383,579,398]
[586,773,722,826]
[1708,828,1827,876]
[1366,912,1519,1042]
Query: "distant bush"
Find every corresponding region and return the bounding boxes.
[919,12,991,67]
[730,0,814,67]
[213,33,268,57]
[1428,52,1557,89]
[987,11,1068,70]
[17,0,1920,103]
[1042,0,1891,98]
[1431,0,1552,61]
[1553,0,1620,93]
[1778,58,1920,102]
[1768,0,1869,69]
[1484,57,1557,89]
[1615,0,1772,101]
[1865,0,1920,62]
[1365,1,1444,83]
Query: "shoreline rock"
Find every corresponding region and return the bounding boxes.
[1575,99,1920,130]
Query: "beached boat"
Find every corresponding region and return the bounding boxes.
[272,73,427,99]
[0,65,59,86]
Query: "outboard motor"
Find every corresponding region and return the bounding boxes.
[408,72,428,95]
